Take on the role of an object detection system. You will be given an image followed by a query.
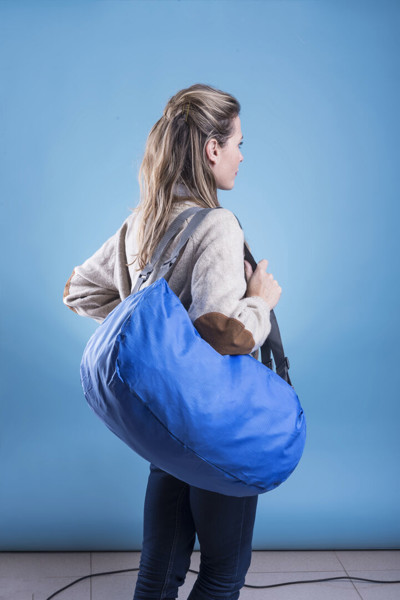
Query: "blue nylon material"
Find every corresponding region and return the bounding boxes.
[80,278,306,496]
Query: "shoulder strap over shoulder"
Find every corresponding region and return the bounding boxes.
[132,206,216,294]
[133,205,292,385]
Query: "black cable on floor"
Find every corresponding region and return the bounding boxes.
[44,567,400,600]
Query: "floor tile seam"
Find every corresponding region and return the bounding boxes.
[92,565,141,573]
[334,550,366,600]
[346,570,400,576]
[0,576,93,581]
[334,550,400,571]
[245,571,355,577]
[246,569,349,574]
[346,568,400,572]
[88,572,138,578]
[90,568,140,573]
[0,574,96,580]
[0,551,92,554]
[90,552,92,600]
[90,552,141,555]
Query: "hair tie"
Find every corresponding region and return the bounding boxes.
[184,101,191,122]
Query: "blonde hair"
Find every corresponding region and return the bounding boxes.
[129,83,241,270]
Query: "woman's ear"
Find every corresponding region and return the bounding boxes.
[205,138,219,166]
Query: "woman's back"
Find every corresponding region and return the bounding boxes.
[63,182,271,357]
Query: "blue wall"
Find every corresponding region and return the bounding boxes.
[1,0,399,550]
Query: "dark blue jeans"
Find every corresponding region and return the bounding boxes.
[133,463,258,600]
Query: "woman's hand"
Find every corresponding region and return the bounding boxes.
[244,259,282,310]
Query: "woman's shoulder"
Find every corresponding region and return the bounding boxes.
[190,206,243,243]
[162,201,244,267]
[170,199,240,228]
[123,200,241,243]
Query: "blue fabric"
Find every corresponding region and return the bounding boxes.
[80,277,306,497]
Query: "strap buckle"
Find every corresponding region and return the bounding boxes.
[278,356,290,373]
[138,270,152,282]
[162,258,176,268]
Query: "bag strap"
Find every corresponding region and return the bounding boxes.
[133,205,292,385]
[233,215,292,386]
[132,206,205,294]
[243,244,292,385]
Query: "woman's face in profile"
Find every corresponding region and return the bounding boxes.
[207,115,244,191]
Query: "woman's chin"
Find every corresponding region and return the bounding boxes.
[220,182,235,191]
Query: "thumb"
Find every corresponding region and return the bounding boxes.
[244,260,253,282]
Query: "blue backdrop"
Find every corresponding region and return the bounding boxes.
[1,0,399,550]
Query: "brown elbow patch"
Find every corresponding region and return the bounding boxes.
[193,312,255,355]
[63,268,77,313]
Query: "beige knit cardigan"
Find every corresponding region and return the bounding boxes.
[63,184,272,358]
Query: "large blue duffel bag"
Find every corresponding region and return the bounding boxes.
[80,206,306,496]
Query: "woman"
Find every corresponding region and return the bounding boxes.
[63,83,281,600]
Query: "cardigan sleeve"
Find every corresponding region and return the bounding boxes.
[187,208,272,355]
[62,217,132,323]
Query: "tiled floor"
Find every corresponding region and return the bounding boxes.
[0,550,399,600]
